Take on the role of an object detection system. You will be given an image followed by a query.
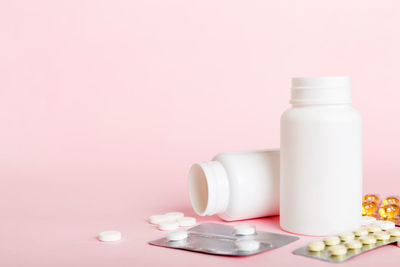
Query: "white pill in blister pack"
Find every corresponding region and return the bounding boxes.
[167,230,188,242]
[178,217,197,227]
[374,220,395,230]
[307,241,325,252]
[360,235,377,245]
[235,239,260,251]
[353,228,368,237]
[158,221,180,231]
[375,232,390,241]
[323,236,340,246]
[388,228,400,237]
[234,224,256,236]
[345,240,362,249]
[339,232,355,242]
[328,245,347,256]
[98,230,121,242]
[367,225,381,234]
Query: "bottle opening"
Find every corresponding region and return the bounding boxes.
[188,164,209,215]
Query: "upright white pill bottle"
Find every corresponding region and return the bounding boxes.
[188,150,279,221]
[280,76,362,236]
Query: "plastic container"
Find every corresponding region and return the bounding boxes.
[188,150,279,221]
[280,76,362,236]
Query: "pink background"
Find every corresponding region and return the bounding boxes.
[1,0,400,266]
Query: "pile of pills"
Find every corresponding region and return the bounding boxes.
[148,211,197,231]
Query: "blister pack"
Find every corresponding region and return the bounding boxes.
[149,222,299,256]
[293,227,400,263]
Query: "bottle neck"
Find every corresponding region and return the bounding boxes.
[188,161,229,216]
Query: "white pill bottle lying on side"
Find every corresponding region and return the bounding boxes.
[188,150,279,221]
[280,76,362,235]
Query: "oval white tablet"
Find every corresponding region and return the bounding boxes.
[339,232,355,242]
[367,224,381,233]
[388,228,400,237]
[235,239,260,251]
[328,245,347,256]
[158,221,180,231]
[149,214,172,225]
[360,235,377,245]
[98,230,121,242]
[374,220,395,230]
[323,236,340,246]
[361,216,376,226]
[167,230,188,242]
[307,241,325,252]
[353,228,368,237]
[178,217,197,227]
[345,240,362,249]
[234,224,256,236]
[164,212,184,220]
[375,232,391,241]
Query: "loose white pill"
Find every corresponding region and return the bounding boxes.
[233,224,256,236]
[345,240,362,249]
[323,236,340,246]
[360,236,377,245]
[339,232,355,242]
[354,228,368,237]
[361,216,376,226]
[307,241,325,252]
[328,245,347,256]
[235,239,260,251]
[388,228,400,237]
[158,221,180,231]
[375,232,391,241]
[178,217,197,227]
[149,214,172,225]
[374,220,395,230]
[164,212,184,220]
[98,230,121,242]
[367,224,381,233]
[167,230,188,242]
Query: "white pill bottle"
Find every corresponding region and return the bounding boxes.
[188,150,279,221]
[280,76,362,236]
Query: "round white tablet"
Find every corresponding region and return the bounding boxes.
[367,224,381,233]
[164,212,184,220]
[374,220,395,230]
[307,241,325,252]
[328,245,347,256]
[375,232,391,241]
[233,224,256,236]
[345,240,362,249]
[360,235,377,245]
[178,217,197,227]
[388,228,400,237]
[235,239,260,251]
[98,230,121,242]
[353,228,368,237]
[149,214,171,225]
[323,236,340,246]
[339,232,355,242]
[158,221,180,231]
[167,230,188,242]
[361,216,376,226]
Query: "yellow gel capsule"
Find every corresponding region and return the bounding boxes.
[362,201,378,216]
[363,194,379,203]
[382,196,400,206]
[378,204,399,219]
